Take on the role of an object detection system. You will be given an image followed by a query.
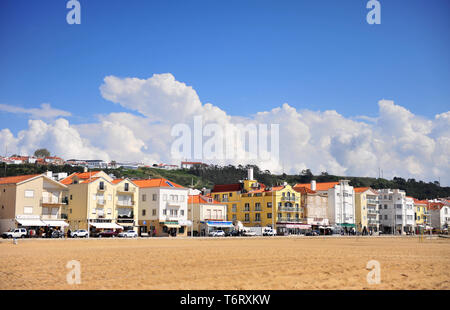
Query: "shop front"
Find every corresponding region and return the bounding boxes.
[15,215,47,238]
[276,222,312,235]
[200,221,234,236]
[88,220,124,236]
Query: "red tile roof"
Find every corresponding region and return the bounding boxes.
[293,186,317,194]
[293,182,339,191]
[60,171,101,185]
[427,202,445,210]
[111,179,124,184]
[0,174,40,185]
[212,183,243,193]
[133,178,184,189]
[188,195,221,204]
[354,187,370,193]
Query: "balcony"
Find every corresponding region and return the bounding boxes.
[277,217,302,223]
[97,199,106,206]
[117,200,135,207]
[279,207,301,212]
[41,197,67,205]
[367,199,378,205]
[281,196,298,202]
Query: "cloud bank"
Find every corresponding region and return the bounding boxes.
[0,73,448,185]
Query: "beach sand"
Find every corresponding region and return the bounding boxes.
[0,236,449,290]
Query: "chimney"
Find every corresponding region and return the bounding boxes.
[311,180,316,191]
[248,167,254,180]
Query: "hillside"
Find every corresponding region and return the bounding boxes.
[1,163,448,199]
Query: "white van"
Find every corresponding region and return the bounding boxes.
[262,227,276,236]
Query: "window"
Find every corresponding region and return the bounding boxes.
[267,213,272,219]
[163,194,167,201]
[180,195,185,202]
[396,215,402,219]
[232,204,237,212]
[142,194,146,202]
[107,208,112,214]
[42,207,49,215]
[384,204,387,209]
[255,203,261,211]
[152,209,156,216]
[384,215,388,220]
[24,206,33,214]
[152,194,157,201]
[244,203,250,211]
[142,209,146,216]
[92,208,97,214]
[70,195,73,200]
[267,202,272,208]
[278,213,282,219]
[124,183,129,191]
[99,181,104,190]
[232,214,237,220]
[181,210,184,216]
[163,209,167,215]
[24,190,34,198]
[229,193,233,197]
[107,194,112,201]
[69,208,72,214]
[255,213,261,222]
[244,214,250,222]
[278,202,282,207]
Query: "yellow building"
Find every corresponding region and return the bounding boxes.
[354,187,379,234]
[413,198,428,233]
[211,168,305,235]
[62,171,138,234]
[0,174,68,235]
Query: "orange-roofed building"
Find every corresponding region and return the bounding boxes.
[295,180,356,231]
[0,173,68,233]
[211,168,306,234]
[428,200,450,231]
[413,198,429,232]
[187,194,230,236]
[135,177,189,237]
[62,171,140,234]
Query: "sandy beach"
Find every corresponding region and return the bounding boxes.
[0,236,449,290]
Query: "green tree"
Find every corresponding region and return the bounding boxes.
[34,148,50,158]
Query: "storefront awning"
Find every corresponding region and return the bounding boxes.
[338,223,356,227]
[43,220,69,227]
[205,221,234,228]
[164,224,181,228]
[89,222,123,229]
[16,219,46,226]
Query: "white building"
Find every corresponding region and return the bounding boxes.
[378,189,415,234]
[428,200,450,231]
[294,180,356,231]
[327,180,356,230]
[134,178,190,237]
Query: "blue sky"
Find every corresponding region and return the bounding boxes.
[1,0,449,133]
[0,0,449,185]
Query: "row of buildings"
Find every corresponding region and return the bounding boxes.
[1,155,205,171]
[0,168,449,237]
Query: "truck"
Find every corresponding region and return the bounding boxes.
[2,228,27,239]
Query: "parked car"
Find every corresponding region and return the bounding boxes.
[98,230,118,238]
[209,230,225,237]
[243,230,257,236]
[2,228,27,239]
[262,227,276,236]
[306,230,320,236]
[118,230,138,238]
[225,230,238,237]
[51,230,64,238]
[71,229,88,238]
